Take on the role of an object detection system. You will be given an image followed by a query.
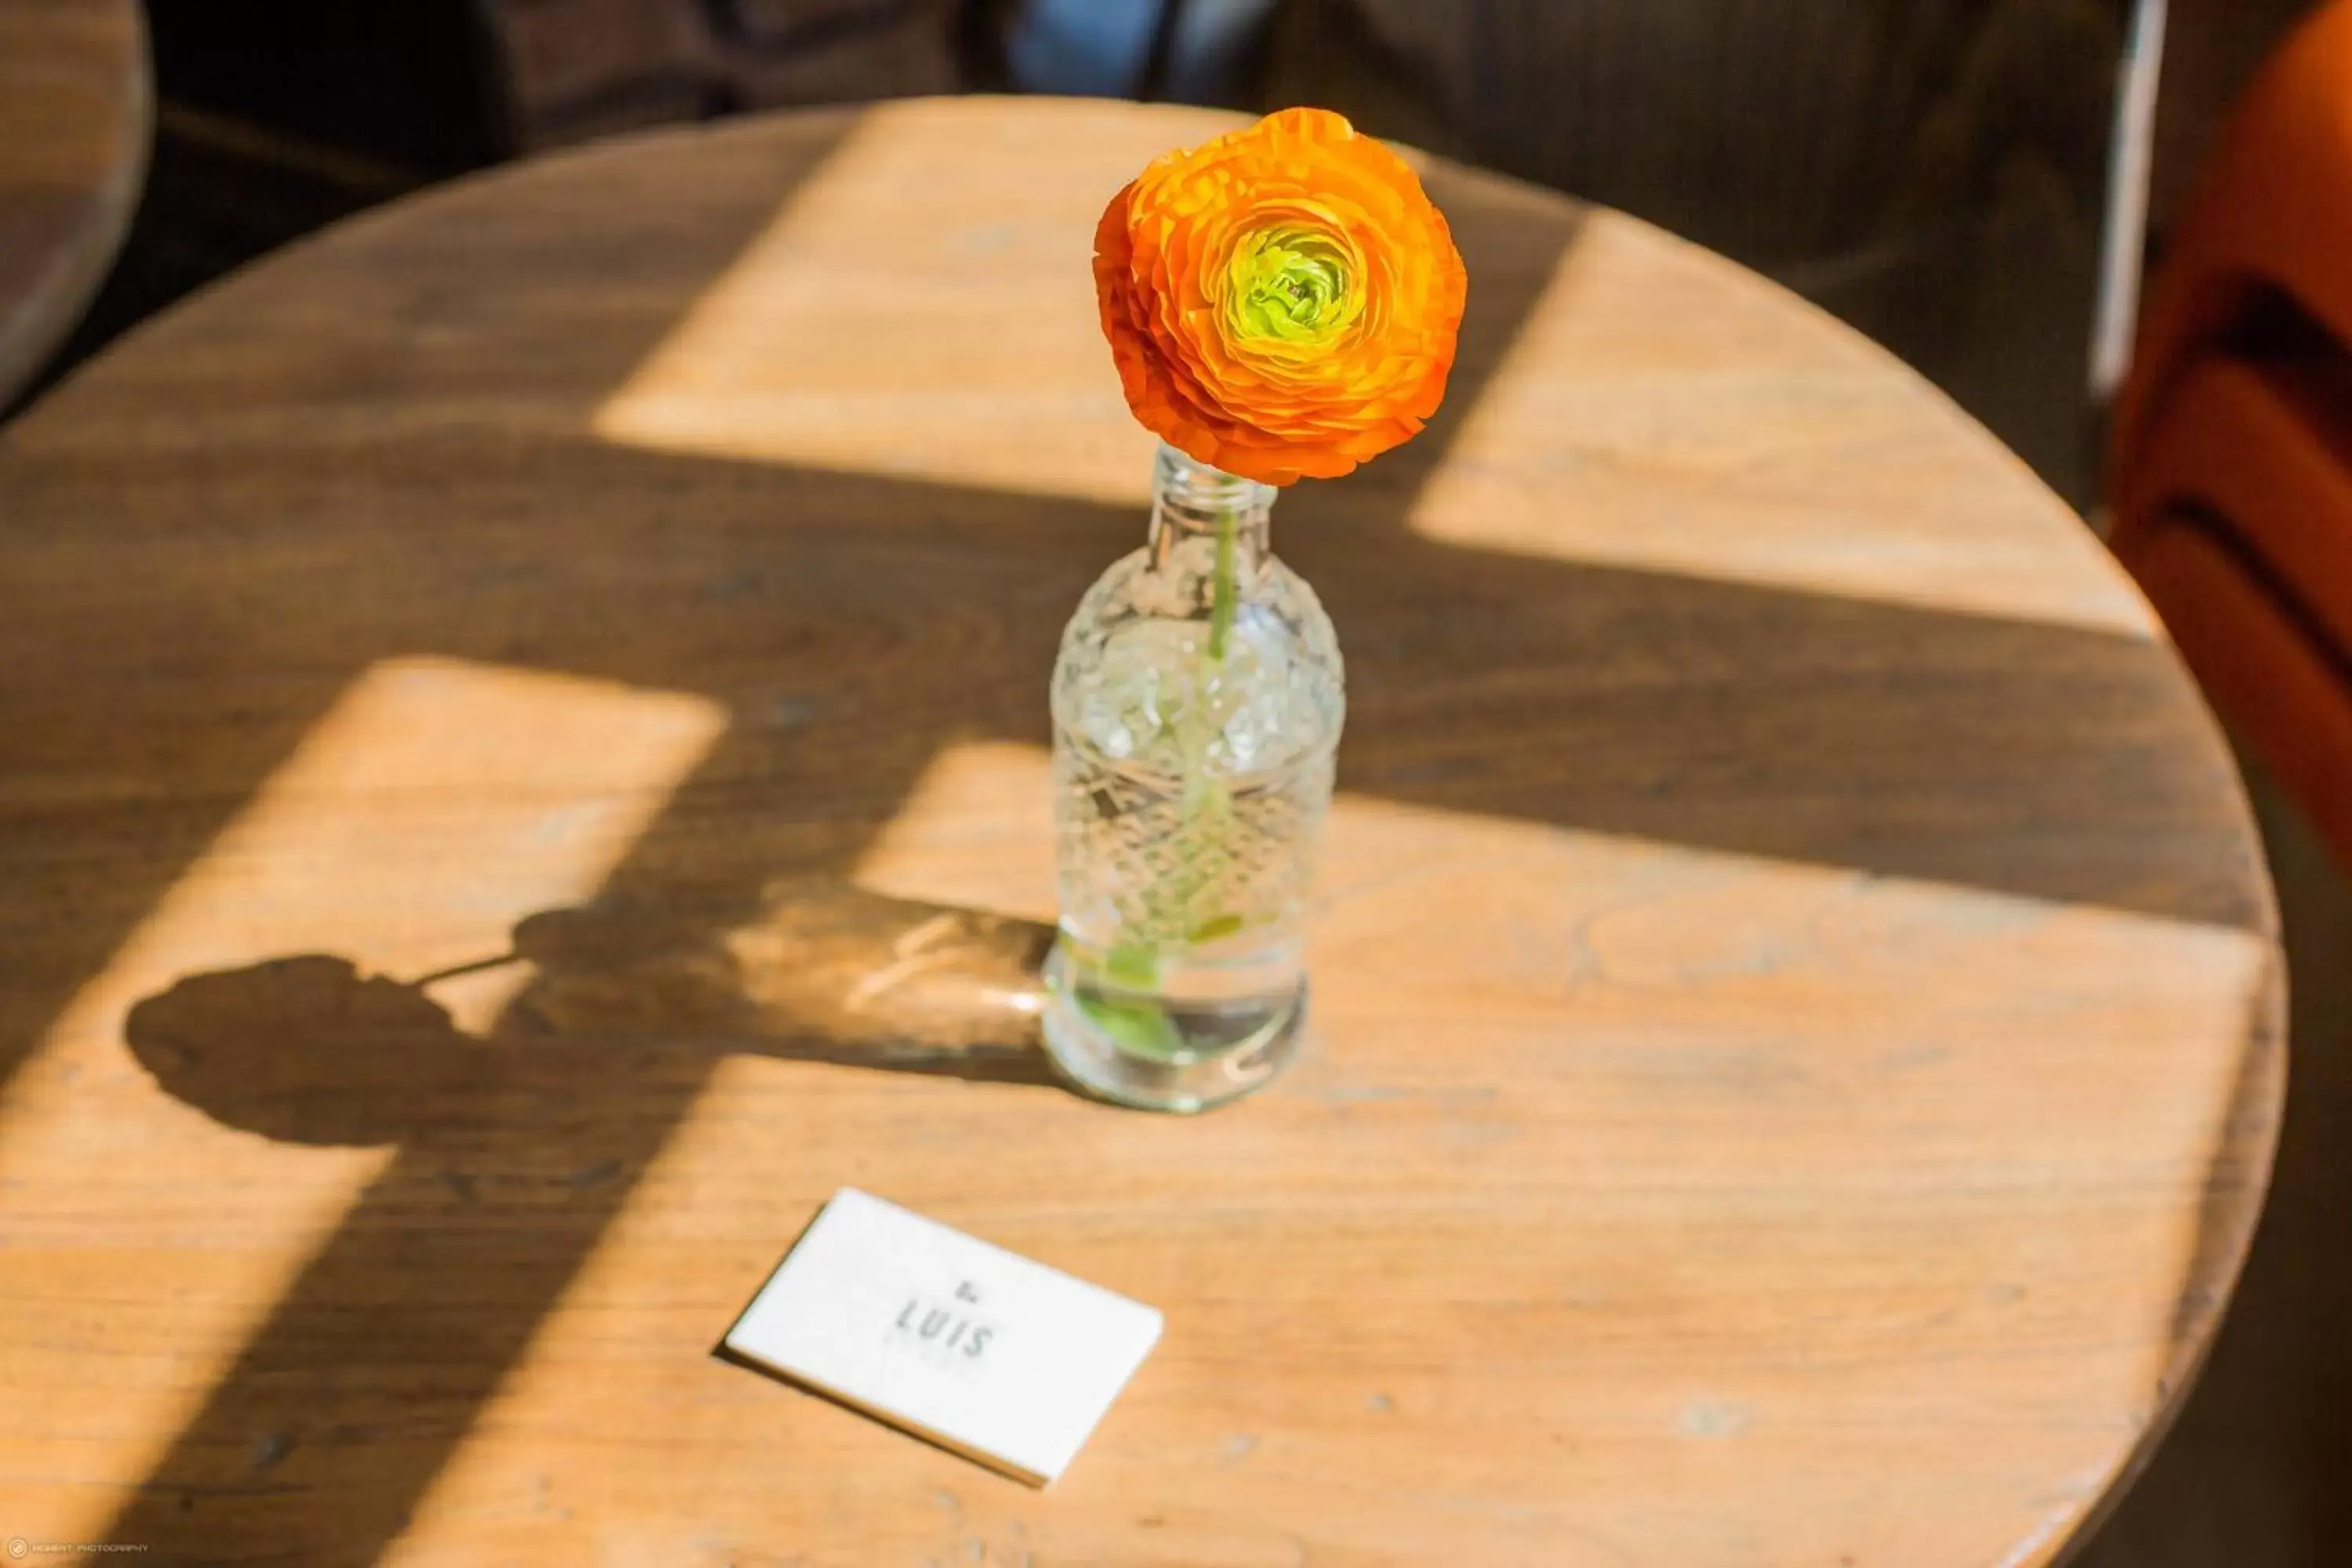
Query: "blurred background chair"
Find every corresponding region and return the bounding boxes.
[2090,10,2352,1568]
[2110,0,2352,869]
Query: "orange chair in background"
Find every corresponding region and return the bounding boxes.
[2111,0,2352,865]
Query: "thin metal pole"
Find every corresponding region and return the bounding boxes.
[2092,0,2169,402]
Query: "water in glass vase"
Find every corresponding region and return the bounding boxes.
[1043,445,1344,1111]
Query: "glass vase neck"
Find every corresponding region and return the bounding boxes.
[1149,442,1274,570]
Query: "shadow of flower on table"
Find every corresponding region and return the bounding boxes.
[126,879,1063,1156]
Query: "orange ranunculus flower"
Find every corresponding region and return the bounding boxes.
[1093,107,1468,487]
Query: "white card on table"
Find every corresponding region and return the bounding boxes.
[721,1188,1163,1486]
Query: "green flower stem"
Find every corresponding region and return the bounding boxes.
[1208,505,1237,662]
[1192,505,1240,908]
[1096,505,1243,1008]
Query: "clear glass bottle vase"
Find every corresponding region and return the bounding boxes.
[1042,442,1345,1111]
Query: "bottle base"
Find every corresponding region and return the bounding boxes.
[1039,940,1305,1112]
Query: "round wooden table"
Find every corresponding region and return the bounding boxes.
[0,0,149,405]
[0,99,2283,1566]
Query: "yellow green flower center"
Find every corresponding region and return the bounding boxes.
[1225,225,1360,348]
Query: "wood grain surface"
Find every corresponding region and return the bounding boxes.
[0,0,150,404]
[0,99,2283,1566]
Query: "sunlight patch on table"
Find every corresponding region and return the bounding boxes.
[848,736,2269,1421]
[593,97,1181,506]
[852,739,1060,920]
[0,655,724,1542]
[1403,216,2158,639]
